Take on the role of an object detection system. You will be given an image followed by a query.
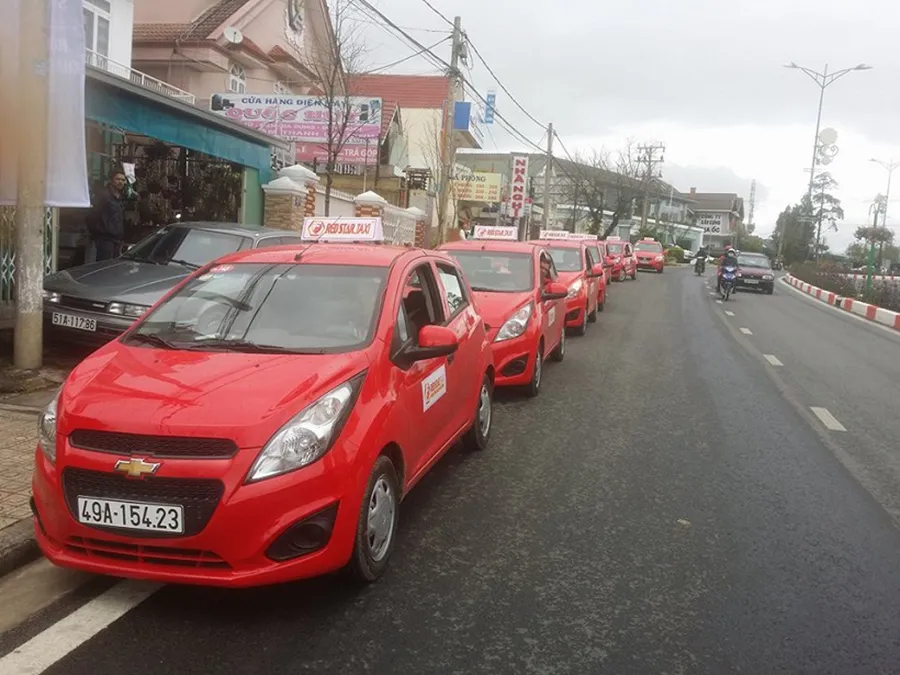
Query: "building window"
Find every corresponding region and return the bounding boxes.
[83,0,111,57]
[274,80,290,95]
[228,63,246,93]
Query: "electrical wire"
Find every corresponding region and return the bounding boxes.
[419,0,454,27]
[367,36,451,74]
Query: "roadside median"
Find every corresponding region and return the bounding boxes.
[783,274,900,332]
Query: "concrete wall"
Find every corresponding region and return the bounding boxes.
[85,0,134,67]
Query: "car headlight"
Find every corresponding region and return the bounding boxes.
[108,302,149,318]
[38,390,60,464]
[736,272,743,277]
[42,291,61,304]
[567,278,584,298]
[655,255,665,261]
[246,374,365,482]
[494,303,533,342]
[763,274,774,280]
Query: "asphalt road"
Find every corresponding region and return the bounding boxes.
[5,267,900,675]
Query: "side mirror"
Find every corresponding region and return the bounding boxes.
[541,281,568,301]
[589,263,605,278]
[403,325,459,362]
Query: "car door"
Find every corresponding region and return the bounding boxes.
[583,246,598,313]
[537,249,563,356]
[624,243,636,273]
[388,262,452,481]
[433,260,482,438]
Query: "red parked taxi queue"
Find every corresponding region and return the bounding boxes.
[31,232,496,587]
[440,236,568,397]
[605,237,638,282]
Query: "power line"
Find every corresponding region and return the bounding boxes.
[419,0,454,26]
[367,36,451,74]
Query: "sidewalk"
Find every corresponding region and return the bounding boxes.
[0,388,57,576]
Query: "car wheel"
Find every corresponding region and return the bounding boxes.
[631,268,637,280]
[550,329,566,362]
[598,297,605,313]
[525,348,542,398]
[346,456,400,583]
[658,268,664,274]
[588,304,598,323]
[618,270,626,282]
[766,288,774,295]
[573,306,588,336]
[462,375,493,452]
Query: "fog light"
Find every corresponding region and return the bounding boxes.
[265,503,339,562]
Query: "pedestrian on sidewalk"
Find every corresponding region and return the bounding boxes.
[87,168,127,262]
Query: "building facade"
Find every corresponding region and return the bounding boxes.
[685,188,745,252]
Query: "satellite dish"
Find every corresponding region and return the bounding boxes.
[223,26,244,44]
[818,128,838,145]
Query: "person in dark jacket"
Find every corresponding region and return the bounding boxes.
[88,169,127,262]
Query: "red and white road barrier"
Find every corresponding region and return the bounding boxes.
[784,274,900,331]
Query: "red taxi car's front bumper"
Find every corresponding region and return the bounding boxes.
[489,327,540,387]
[637,257,664,272]
[564,292,587,328]
[31,439,366,587]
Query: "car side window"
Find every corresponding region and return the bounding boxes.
[585,248,596,268]
[398,265,444,348]
[255,237,284,248]
[539,250,557,283]
[435,263,469,319]
[280,236,304,246]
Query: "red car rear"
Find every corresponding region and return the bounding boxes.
[539,239,605,336]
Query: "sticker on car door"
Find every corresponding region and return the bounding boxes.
[422,364,448,412]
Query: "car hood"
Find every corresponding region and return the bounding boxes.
[44,259,193,306]
[472,290,533,333]
[58,342,371,448]
[739,267,772,278]
[636,251,662,258]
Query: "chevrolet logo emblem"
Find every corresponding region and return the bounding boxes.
[114,458,160,479]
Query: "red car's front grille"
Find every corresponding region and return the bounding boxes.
[62,467,224,538]
[66,537,230,569]
[69,430,238,459]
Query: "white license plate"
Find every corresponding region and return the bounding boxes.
[52,312,97,332]
[744,279,759,285]
[77,497,184,533]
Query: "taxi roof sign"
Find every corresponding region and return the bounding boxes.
[538,229,571,240]
[301,217,384,242]
[567,233,597,241]
[640,236,657,241]
[472,225,518,241]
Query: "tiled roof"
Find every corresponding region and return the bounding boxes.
[133,0,254,43]
[380,101,398,139]
[230,36,271,62]
[268,45,294,61]
[348,75,448,109]
[689,193,740,211]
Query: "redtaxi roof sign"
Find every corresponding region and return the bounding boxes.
[301,217,384,242]
[538,229,571,240]
[567,233,597,241]
[472,225,518,241]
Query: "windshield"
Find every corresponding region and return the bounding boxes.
[124,226,247,268]
[447,251,533,292]
[547,247,584,272]
[607,243,624,254]
[739,255,772,269]
[126,263,387,353]
[635,242,663,252]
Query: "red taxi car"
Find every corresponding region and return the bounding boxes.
[581,239,609,311]
[605,237,637,281]
[31,237,496,587]
[538,234,604,335]
[634,237,665,273]
[440,237,568,397]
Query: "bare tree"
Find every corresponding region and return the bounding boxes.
[304,0,369,215]
[420,113,458,242]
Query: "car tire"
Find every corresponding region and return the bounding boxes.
[525,348,542,398]
[658,268,664,274]
[346,455,401,584]
[462,375,493,452]
[573,306,588,336]
[631,268,637,280]
[550,329,566,362]
[766,288,774,295]
[588,304,598,323]
[598,297,605,313]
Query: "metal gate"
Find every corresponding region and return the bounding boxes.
[0,206,57,322]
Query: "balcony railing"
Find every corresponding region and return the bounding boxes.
[85,49,196,105]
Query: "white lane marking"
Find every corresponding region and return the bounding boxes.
[0,580,161,675]
[0,558,93,637]
[810,407,847,432]
[715,299,723,304]
[709,291,716,295]
[725,310,735,316]
[764,354,784,366]
[739,327,753,335]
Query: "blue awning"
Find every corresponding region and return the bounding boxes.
[85,69,280,181]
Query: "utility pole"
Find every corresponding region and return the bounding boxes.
[870,158,899,270]
[437,15,462,245]
[14,0,49,369]
[637,143,665,232]
[540,122,554,235]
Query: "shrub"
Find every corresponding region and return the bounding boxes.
[665,246,684,263]
[790,263,900,312]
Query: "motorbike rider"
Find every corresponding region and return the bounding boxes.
[716,247,739,293]
[694,245,708,271]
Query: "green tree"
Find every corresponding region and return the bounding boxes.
[772,204,814,263]
[845,242,868,267]
[810,172,845,232]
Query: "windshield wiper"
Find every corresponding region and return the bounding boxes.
[126,332,180,350]
[121,254,162,265]
[468,285,498,292]
[167,258,200,269]
[191,338,320,354]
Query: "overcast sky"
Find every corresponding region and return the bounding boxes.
[357,0,900,251]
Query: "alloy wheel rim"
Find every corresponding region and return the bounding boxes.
[367,477,396,562]
[533,352,542,389]
[478,383,491,436]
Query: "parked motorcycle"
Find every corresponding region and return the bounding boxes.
[695,257,706,275]
[721,264,738,301]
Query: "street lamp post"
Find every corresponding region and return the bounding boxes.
[782,62,872,261]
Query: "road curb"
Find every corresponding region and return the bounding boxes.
[0,402,43,414]
[783,274,900,332]
[0,518,39,579]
